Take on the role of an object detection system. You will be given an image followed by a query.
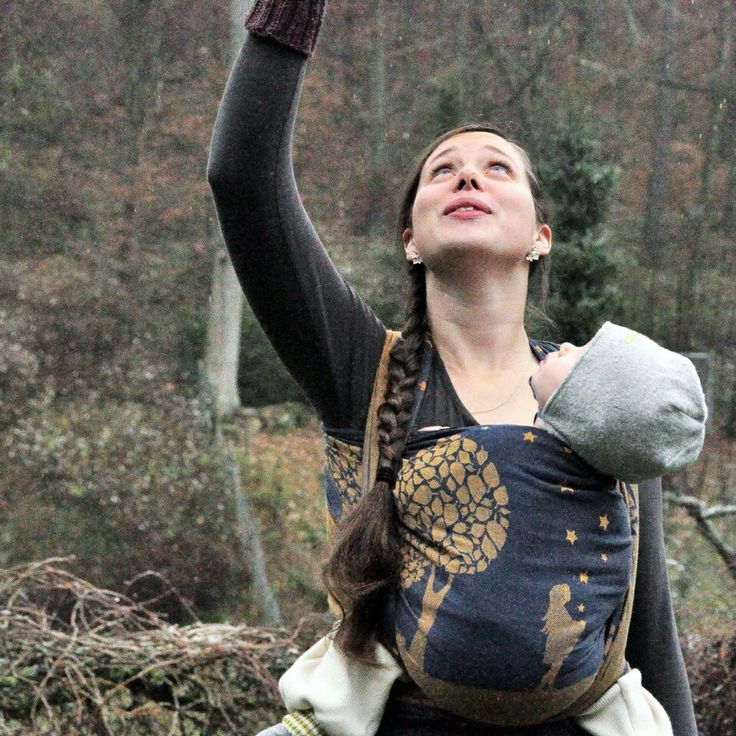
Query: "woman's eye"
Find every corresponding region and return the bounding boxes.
[429,161,511,177]
[430,164,453,177]
[490,161,511,174]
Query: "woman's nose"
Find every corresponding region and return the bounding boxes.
[454,166,482,191]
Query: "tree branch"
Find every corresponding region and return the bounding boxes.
[664,491,736,584]
[703,505,736,519]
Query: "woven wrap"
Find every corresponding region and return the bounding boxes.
[321,331,640,725]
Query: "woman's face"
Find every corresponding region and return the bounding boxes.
[404,131,551,269]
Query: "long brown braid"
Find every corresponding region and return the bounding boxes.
[322,124,550,665]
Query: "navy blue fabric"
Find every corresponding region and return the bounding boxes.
[395,425,630,692]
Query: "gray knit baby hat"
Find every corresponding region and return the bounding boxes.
[538,322,708,482]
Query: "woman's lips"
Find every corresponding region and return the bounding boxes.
[445,208,490,219]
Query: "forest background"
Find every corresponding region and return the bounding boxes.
[0,0,735,731]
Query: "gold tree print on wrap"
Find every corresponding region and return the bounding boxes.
[395,433,511,683]
[396,433,510,586]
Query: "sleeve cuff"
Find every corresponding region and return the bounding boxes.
[245,0,326,57]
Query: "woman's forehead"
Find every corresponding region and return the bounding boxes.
[425,131,522,168]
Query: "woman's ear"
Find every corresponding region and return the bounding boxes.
[535,224,552,256]
[402,228,414,259]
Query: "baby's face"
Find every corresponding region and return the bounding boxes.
[530,341,589,410]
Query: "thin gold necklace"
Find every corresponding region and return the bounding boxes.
[467,374,530,414]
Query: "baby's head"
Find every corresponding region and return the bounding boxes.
[531,322,707,482]
[530,340,590,411]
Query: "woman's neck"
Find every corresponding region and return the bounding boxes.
[425,268,535,376]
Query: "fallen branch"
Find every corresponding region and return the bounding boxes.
[664,492,736,584]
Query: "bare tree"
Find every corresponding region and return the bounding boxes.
[674,0,735,349]
[107,0,163,277]
[640,0,679,331]
[202,0,248,419]
[204,0,282,627]
[641,0,678,271]
[665,492,736,584]
[362,0,389,240]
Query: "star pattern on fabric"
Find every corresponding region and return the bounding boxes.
[523,431,537,442]
[601,553,608,562]
[560,484,575,494]
[599,514,610,531]
[579,571,589,584]
[577,604,585,613]
[566,529,577,545]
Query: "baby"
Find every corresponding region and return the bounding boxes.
[529,321,707,483]
[260,322,706,736]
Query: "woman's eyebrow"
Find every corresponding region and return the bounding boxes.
[426,144,515,169]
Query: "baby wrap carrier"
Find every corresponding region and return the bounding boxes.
[323,331,640,726]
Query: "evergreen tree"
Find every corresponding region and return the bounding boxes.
[535,117,626,344]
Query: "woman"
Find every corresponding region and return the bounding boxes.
[206,1,697,734]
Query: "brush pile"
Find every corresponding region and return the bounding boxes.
[0,559,327,735]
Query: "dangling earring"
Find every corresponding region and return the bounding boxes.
[407,244,423,265]
[525,244,541,262]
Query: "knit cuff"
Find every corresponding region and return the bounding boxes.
[245,0,326,57]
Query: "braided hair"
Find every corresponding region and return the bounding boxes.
[322,124,550,664]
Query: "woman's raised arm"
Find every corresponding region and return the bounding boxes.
[206,0,386,430]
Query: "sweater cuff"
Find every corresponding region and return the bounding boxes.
[245,0,326,57]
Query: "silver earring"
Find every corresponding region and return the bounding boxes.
[407,245,422,265]
[525,244,541,262]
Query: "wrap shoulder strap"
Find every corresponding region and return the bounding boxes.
[326,329,401,619]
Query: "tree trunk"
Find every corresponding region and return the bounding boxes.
[204,0,282,627]
[365,0,387,241]
[641,0,678,335]
[110,0,161,279]
[719,11,736,227]
[203,244,243,417]
[674,0,734,349]
[203,0,248,419]
[230,431,283,627]
[641,0,677,271]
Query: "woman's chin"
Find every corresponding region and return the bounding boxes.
[426,242,526,269]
